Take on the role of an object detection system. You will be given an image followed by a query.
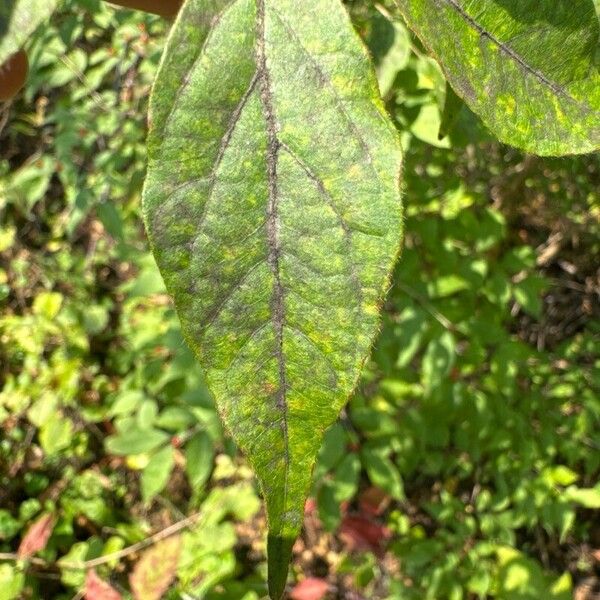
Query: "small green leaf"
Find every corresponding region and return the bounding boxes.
[143,0,403,595]
[438,82,463,140]
[137,400,159,430]
[361,448,404,500]
[422,331,456,395]
[395,0,600,154]
[105,428,169,456]
[58,542,89,588]
[0,0,60,65]
[39,414,73,455]
[410,103,451,149]
[155,407,195,431]
[513,275,547,319]
[185,431,214,489]
[542,465,578,487]
[108,391,146,417]
[332,453,361,502]
[0,511,20,541]
[32,291,62,320]
[427,274,469,298]
[315,423,348,477]
[369,11,411,96]
[317,481,342,530]
[0,563,24,600]
[141,445,175,502]
[550,572,573,599]
[27,393,58,428]
[394,306,428,369]
[565,485,600,508]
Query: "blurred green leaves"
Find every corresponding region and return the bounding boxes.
[422,331,455,395]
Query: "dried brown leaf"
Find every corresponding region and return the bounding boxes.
[129,535,182,600]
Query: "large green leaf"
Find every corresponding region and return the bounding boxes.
[142,0,403,596]
[395,0,600,155]
[0,0,60,65]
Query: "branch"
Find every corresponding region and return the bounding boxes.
[0,510,202,570]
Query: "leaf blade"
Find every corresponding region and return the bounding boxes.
[141,445,175,502]
[143,0,404,595]
[395,0,600,155]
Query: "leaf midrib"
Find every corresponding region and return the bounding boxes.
[256,0,290,517]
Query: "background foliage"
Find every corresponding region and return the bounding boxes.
[0,0,598,598]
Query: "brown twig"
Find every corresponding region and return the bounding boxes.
[394,281,458,333]
[0,99,13,137]
[0,510,202,570]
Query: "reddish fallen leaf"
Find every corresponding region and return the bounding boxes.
[85,570,122,600]
[304,497,317,514]
[339,514,391,556]
[130,535,181,600]
[17,513,55,559]
[340,500,350,515]
[290,577,329,600]
[359,487,391,517]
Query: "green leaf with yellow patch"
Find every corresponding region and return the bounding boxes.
[395,0,600,155]
[142,0,403,596]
